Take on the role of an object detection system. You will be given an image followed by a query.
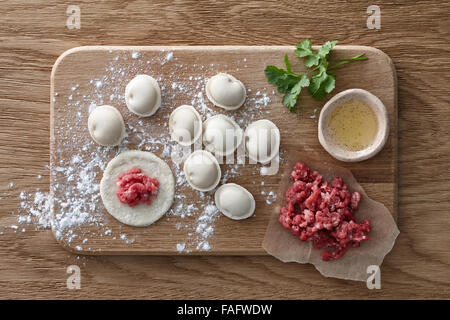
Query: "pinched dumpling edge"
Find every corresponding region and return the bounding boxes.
[205,73,247,110]
[202,114,243,157]
[169,105,203,146]
[214,183,255,220]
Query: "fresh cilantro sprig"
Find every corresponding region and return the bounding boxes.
[264,39,368,113]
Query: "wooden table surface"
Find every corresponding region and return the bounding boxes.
[0,0,449,299]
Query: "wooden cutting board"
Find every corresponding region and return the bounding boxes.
[50,45,397,255]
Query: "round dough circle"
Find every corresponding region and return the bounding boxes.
[100,150,175,227]
[87,105,125,147]
[205,73,246,110]
[125,74,162,117]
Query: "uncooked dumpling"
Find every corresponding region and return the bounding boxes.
[203,114,243,156]
[183,150,221,192]
[169,105,202,146]
[245,119,280,164]
[215,183,255,220]
[125,74,161,117]
[87,105,125,146]
[205,73,246,110]
[100,150,175,227]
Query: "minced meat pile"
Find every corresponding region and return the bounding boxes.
[279,162,371,261]
[116,168,159,207]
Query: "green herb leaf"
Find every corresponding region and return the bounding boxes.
[294,39,314,57]
[295,39,321,67]
[284,54,292,73]
[304,54,320,67]
[318,40,337,58]
[264,65,299,93]
[264,65,286,84]
[309,69,336,100]
[264,39,367,112]
[282,74,310,112]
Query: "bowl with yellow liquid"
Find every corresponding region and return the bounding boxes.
[318,88,389,162]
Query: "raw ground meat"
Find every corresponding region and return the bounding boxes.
[279,162,371,261]
[116,168,159,207]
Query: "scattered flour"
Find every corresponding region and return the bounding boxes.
[18,191,52,229]
[176,242,186,253]
[131,51,140,59]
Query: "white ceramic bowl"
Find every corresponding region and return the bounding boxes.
[318,88,389,162]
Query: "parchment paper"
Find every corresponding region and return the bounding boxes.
[262,151,400,281]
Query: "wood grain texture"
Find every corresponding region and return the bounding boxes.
[0,0,449,299]
[50,45,397,255]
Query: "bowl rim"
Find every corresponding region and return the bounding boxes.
[318,88,389,162]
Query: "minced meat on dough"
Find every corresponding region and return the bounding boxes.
[279,162,370,261]
[116,168,159,207]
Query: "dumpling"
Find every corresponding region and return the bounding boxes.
[245,119,280,164]
[87,105,125,146]
[99,150,175,227]
[125,74,161,117]
[214,183,255,220]
[169,105,202,146]
[183,150,221,192]
[203,114,243,157]
[205,73,246,110]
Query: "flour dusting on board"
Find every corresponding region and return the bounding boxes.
[1,49,281,253]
